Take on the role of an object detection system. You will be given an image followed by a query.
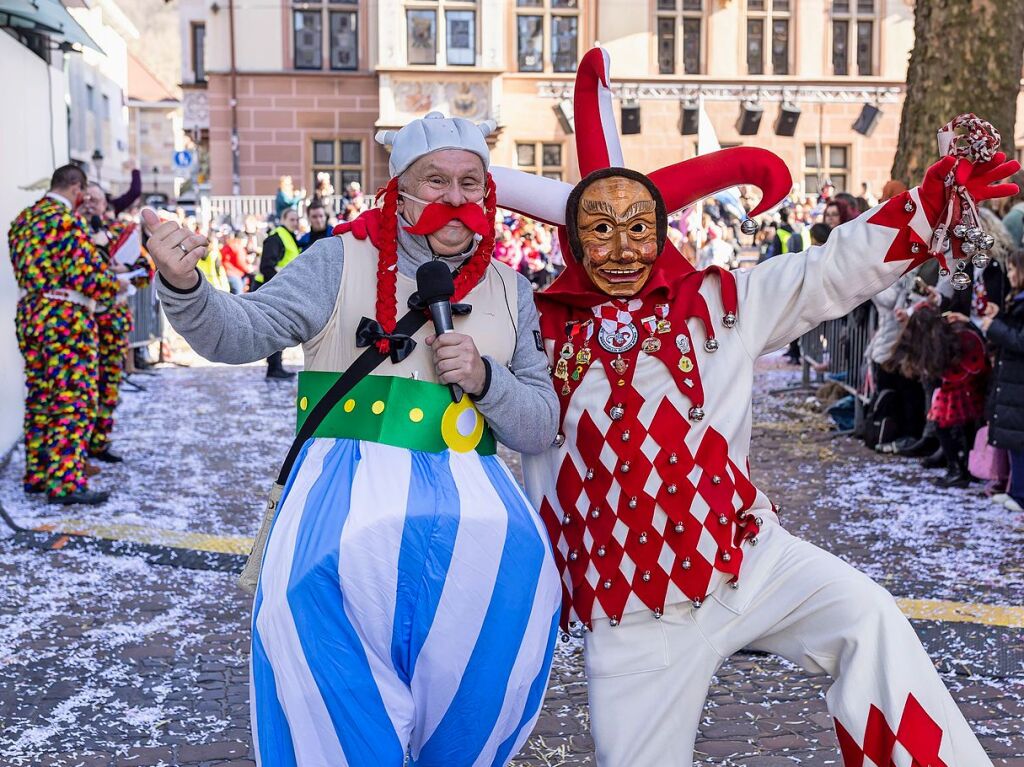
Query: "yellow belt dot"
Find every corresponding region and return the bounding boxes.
[299,396,308,411]
[372,400,386,415]
[409,407,424,423]
[343,398,356,413]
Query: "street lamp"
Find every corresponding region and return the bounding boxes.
[91,149,104,184]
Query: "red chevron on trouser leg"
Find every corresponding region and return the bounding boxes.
[835,694,951,767]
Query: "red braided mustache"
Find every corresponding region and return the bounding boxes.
[402,202,491,237]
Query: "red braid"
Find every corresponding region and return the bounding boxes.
[452,172,498,302]
[374,172,498,352]
[374,177,401,354]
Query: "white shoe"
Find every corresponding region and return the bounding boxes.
[991,493,1010,504]
[1004,497,1023,513]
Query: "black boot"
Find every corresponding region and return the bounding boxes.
[266,351,295,380]
[91,448,123,464]
[48,489,110,505]
[895,435,939,458]
[921,447,947,470]
[936,462,971,489]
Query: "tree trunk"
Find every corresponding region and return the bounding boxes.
[891,0,1024,186]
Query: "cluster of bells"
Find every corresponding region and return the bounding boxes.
[945,220,996,291]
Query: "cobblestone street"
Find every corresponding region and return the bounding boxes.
[1,357,1022,766]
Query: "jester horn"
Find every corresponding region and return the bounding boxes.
[648,147,793,218]
[574,47,625,176]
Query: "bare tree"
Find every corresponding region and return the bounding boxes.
[892,0,1024,185]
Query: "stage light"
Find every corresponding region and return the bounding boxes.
[680,100,699,135]
[621,101,641,135]
[736,101,763,136]
[852,104,882,137]
[774,102,801,137]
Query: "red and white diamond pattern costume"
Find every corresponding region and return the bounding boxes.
[496,47,1015,767]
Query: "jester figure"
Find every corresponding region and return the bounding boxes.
[494,49,1018,766]
[8,164,120,506]
[143,113,562,766]
[79,181,153,463]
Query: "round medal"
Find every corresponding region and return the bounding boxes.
[598,322,639,354]
[678,356,694,373]
[641,336,662,354]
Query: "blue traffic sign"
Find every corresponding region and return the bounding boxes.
[172,150,194,169]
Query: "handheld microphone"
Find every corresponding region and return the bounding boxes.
[90,215,103,231]
[416,260,462,402]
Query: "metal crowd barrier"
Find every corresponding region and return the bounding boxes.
[126,284,163,349]
[797,303,878,399]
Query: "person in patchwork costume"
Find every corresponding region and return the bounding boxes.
[8,164,120,506]
[491,48,1019,767]
[142,112,562,766]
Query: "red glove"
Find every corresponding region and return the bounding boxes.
[919,152,1020,224]
[331,208,383,248]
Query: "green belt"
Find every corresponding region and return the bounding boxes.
[296,372,497,456]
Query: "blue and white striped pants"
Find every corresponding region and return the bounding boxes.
[251,438,562,767]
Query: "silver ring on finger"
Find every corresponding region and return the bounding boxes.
[178,242,189,254]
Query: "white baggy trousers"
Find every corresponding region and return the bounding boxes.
[584,521,992,767]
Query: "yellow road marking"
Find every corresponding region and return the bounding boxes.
[896,597,1024,629]
[49,519,253,556]
[29,522,1024,627]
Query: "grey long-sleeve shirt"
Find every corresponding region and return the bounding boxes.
[156,227,559,455]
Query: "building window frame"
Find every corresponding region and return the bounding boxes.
[655,0,705,76]
[515,140,566,180]
[803,143,850,195]
[292,0,358,72]
[745,0,791,76]
[515,0,580,74]
[830,0,877,77]
[191,21,207,83]
[404,1,478,67]
[312,138,366,193]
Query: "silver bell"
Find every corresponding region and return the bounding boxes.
[674,522,685,534]
[718,514,728,525]
[666,483,677,495]
[960,240,977,257]
[668,453,678,464]
[621,429,630,442]
[620,461,631,473]
[653,608,662,619]
[681,557,691,569]
[597,545,606,557]
[641,570,651,582]
[972,253,992,270]
[711,475,721,485]
[966,227,984,242]
[721,551,731,562]
[689,406,705,422]
[638,531,648,544]
[561,513,571,526]
[609,616,619,627]
[692,598,703,609]
[553,433,565,448]
[979,233,996,250]
[610,404,625,421]
[704,338,719,353]
[723,312,737,329]
[602,579,613,590]
[951,270,972,290]
[938,267,951,277]
[590,507,600,519]
[628,496,638,509]
[953,223,968,238]
[740,218,758,236]
[586,468,595,480]
[568,549,579,561]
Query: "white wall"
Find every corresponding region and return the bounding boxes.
[0,35,70,457]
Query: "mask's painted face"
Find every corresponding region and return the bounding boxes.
[577,177,659,297]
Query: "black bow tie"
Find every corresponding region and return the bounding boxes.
[355,317,417,363]
[406,292,474,316]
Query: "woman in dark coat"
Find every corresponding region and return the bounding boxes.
[981,248,1024,511]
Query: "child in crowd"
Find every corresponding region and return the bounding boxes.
[980,248,1024,512]
[892,304,990,488]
